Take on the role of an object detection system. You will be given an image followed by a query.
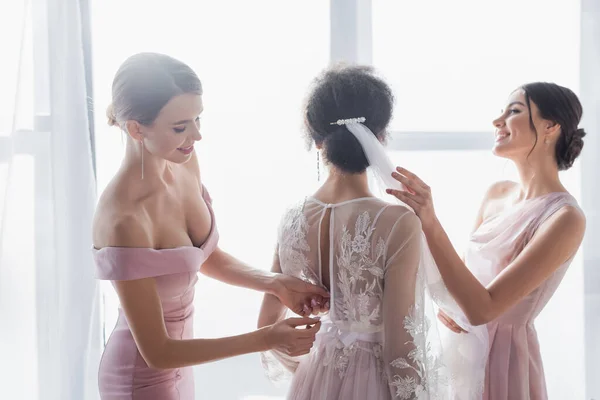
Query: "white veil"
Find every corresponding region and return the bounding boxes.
[337,118,489,399]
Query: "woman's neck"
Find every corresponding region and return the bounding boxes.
[313,167,372,203]
[513,156,566,201]
[120,138,172,186]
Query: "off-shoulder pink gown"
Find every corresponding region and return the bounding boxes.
[92,185,219,400]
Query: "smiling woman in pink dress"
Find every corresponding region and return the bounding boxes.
[92,52,329,400]
[387,82,587,400]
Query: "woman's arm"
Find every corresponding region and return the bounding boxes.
[382,210,423,398]
[258,247,289,329]
[115,277,320,370]
[186,152,329,316]
[424,206,584,326]
[257,246,323,375]
[201,247,280,294]
[201,247,329,316]
[104,218,320,370]
[388,168,586,326]
[441,182,512,332]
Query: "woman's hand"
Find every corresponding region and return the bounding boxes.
[437,309,468,334]
[273,274,330,317]
[263,317,321,356]
[386,167,439,232]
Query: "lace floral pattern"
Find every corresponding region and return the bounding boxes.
[337,211,386,329]
[264,200,457,399]
[389,305,444,399]
[279,204,318,284]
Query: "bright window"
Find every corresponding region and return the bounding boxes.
[373,0,581,132]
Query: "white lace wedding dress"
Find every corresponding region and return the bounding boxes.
[262,196,452,400]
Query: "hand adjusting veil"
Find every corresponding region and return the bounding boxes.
[338,117,488,400]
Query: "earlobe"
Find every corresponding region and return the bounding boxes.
[546,121,561,135]
[125,120,143,141]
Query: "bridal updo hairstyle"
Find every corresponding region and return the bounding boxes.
[521,82,586,171]
[304,65,394,174]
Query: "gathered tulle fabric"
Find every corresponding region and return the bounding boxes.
[261,122,488,400]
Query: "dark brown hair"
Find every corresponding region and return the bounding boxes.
[304,64,394,174]
[521,82,585,170]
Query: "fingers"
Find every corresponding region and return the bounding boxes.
[447,316,468,333]
[307,284,330,298]
[386,189,421,211]
[391,171,428,197]
[295,294,329,317]
[437,311,468,333]
[396,167,429,191]
[302,303,312,316]
[292,303,308,317]
[286,317,321,327]
[297,321,321,337]
[310,296,323,310]
[289,343,313,357]
[296,335,317,345]
[391,171,420,194]
[437,313,460,333]
[312,295,332,312]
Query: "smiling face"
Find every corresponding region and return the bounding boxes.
[126,93,203,164]
[492,89,543,163]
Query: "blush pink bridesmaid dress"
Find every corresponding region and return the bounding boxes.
[92,185,219,399]
[465,192,583,399]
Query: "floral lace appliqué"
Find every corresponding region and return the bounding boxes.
[337,211,386,329]
[278,204,318,284]
[321,211,387,376]
[389,306,444,399]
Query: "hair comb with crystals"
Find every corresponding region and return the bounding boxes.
[329,117,366,126]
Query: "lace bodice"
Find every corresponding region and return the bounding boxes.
[264,196,448,399]
[278,197,417,330]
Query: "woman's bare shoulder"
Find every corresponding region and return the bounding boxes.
[93,178,152,249]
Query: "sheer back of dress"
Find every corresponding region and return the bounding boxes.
[267,195,486,399]
[278,197,419,333]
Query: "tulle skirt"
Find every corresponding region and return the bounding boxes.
[288,340,392,400]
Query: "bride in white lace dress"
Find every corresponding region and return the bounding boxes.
[258,65,488,400]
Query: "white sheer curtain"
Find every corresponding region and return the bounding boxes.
[0,0,100,399]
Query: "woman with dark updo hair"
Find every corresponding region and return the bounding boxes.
[257,65,466,399]
[387,82,587,399]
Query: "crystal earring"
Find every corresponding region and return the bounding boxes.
[316,151,320,182]
[141,138,145,180]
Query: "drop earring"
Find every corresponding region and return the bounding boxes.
[141,138,145,180]
[316,151,320,182]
